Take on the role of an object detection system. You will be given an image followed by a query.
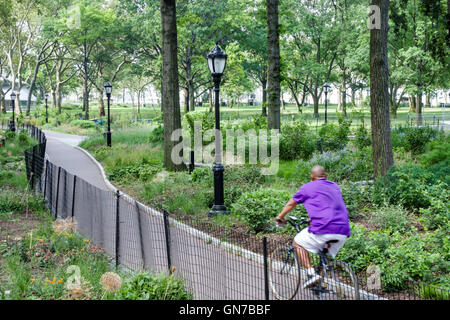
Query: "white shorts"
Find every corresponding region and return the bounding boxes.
[294,228,348,258]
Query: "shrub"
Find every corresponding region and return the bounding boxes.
[18,131,30,146]
[391,126,439,155]
[224,165,264,186]
[115,273,192,300]
[373,163,433,210]
[5,131,16,140]
[239,114,267,132]
[420,137,450,167]
[427,160,450,186]
[69,120,97,129]
[340,181,373,219]
[337,225,449,290]
[317,115,351,152]
[365,206,415,233]
[232,188,293,233]
[279,120,317,161]
[148,125,164,145]
[297,147,373,183]
[418,184,449,231]
[354,125,371,150]
[184,111,214,147]
[107,163,161,182]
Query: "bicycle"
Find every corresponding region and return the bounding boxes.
[269,216,360,300]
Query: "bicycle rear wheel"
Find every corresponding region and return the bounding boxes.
[319,260,360,300]
[269,244,301,300]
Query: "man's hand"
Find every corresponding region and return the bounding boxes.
[274,216,286,225]
[275,199,298,226]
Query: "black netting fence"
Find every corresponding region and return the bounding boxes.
[21,124,449,301]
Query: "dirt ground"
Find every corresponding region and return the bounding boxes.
[0,212,43,241]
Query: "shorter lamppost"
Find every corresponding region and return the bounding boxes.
[207,42,229,216]
[45,93,49,123]
[104,82,112,147]
[323,82,331,124]
[10,91,16,132]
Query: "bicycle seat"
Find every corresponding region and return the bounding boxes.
[326,239,339,244]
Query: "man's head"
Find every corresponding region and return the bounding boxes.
[311,165,327,181]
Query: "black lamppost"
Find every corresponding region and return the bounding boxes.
[10,91,16,132]
[323,82,331,124]
[207,42,229,216]
[104,82,112,147]
[45,93,49,123]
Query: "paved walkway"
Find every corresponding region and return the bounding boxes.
[43,130,108,190]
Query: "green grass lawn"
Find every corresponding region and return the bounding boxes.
[1,101,447,137]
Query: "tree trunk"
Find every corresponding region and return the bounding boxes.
[351,87,356,106]
[98,89,105,117]
[161,0,184,171]
[83,39,89,120]
[409,95,416,113]
[266,0,281,130]
[341,69,347,116]
[183,87,189,113]
[138,90,141,114]
[1,96,5,114]
[189,80,195,112]
[369,0,394,178]
[261,78,267,116]
[313,93,319,118]
[57,89,62,113]
[26,60,41,116]
[416,92,423,126]
[209,88,213,112]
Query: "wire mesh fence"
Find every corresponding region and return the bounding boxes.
[20,124,449,301]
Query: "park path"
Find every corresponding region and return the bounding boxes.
[43,130,108,190]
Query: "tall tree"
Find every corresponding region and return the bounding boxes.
[370,0,394,177]
[266,0,281,130]
[161,0,184,171]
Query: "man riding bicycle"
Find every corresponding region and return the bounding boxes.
[275,165,351,289]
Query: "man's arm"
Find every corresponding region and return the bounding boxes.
[275,199,298,224]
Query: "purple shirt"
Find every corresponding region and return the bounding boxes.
[292,179,351,236]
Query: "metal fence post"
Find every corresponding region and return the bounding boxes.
[135,201,146,269]
[43,160,48,200]
[115,190,120,268]
[163,209,172,274]
[189,150,195,174]
[71,176,77,219]
[31,146,36,190]
[54,167,61,219]
[263,237,270,300]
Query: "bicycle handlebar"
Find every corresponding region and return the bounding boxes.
[275,216,308,231]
